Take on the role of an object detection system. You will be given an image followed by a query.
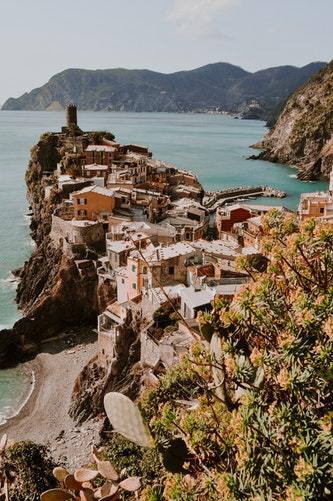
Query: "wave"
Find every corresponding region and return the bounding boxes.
[289,174,297,178]
[0,275,19,290]
[0,367,35,426]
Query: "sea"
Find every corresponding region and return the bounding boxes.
[0,111,328,424]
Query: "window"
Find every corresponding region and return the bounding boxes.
[168,266,175,275]
[132,283,137,289]
[320,207,324,214]
[78,198,87,205]
[131,264,136,272]
[185,232,191,241]
[142,266,147,274]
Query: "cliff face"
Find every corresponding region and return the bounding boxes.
[254,61,333,180]
[2,62,326,118]
[69,310,142,423]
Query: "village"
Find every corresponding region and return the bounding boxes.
[44,105,333,378]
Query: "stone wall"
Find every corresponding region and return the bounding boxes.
[50,215,105,251]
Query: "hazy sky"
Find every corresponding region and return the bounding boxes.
[0,0,332,105]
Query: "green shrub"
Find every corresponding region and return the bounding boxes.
[3,441,56,500]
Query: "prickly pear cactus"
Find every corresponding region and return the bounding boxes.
[104,392,153,448]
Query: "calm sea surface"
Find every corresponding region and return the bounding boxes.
[0,111,328,422]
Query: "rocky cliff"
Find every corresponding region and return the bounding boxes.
[254,61,333,180]
[69,310,142,423]
[2,62,326,119]
[0,132,109,367]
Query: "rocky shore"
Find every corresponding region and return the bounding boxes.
[252,61,333,181]
[0,132,104,367]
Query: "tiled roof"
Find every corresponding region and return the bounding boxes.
[86,145,117,152]
[71,185,116,198]
[84,164,109,170]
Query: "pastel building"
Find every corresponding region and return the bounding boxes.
[117,242,200,302]
[298,170,333,224]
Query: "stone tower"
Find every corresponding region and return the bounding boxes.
[66,103,78,129]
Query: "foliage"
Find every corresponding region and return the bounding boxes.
[90,131,115,144]
[66,163,82,179]
[104,435,164,485]
[153,307,176,329]
[1,440,56,501]
[41,446,141,500]
[104,392,153,448]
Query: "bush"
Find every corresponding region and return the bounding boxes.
[137,215,333,499]
[3,441,56,500]
[104,435,164,485]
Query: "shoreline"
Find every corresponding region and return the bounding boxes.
[0,359,40,431]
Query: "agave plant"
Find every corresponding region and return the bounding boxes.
[41,446,141,500]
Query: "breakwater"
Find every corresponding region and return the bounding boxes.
[203,185,286,212]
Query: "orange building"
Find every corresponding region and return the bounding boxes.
[71,185,117,221]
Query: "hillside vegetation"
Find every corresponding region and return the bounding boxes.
[2,62,325,119]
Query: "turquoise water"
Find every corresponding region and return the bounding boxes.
[0,111,328,422]
[0,366,34,425]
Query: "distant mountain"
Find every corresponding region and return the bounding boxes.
[2,62,326,119]
[254,61,333,180]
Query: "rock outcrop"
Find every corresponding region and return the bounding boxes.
[69,310,142,422]
[0,131,107,366]
[253,61,333,180]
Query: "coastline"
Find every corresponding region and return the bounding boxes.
[0,356,43,434]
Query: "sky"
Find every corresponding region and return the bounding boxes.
[0,0,332,105]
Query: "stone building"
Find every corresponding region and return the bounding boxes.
[50,215,105,251]
[85,144,119,166]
